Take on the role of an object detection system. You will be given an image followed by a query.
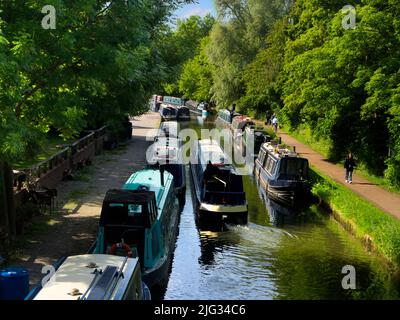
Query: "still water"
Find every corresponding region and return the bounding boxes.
[164,116,400,300]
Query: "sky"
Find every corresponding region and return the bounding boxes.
[174,0,216,19]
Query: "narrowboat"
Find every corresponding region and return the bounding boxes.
[90,169,180,292]
[215,109,241,129]
[163,96,183,106]
[159,104,177,121]
[241,126,271,159]
[231,115,254,133]
[26,254,151,300]
[254,141,310,206]
[147,137,186,203]
[177,106,191,121]
[190,139,248,223]
[157,121,180,138]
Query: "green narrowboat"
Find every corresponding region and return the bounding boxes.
[90,168,180,292]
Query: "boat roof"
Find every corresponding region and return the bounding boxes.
[123,169,174,207]
[153,137,182,148]
[198,139,231,166]
[158,121,179,137]
[147,143,182,164]
[34,254,139,300]
[261,142,303,160]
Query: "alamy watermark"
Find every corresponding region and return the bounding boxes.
[41,5,56,29]
[341,265,356,290]
[342,5,356,30]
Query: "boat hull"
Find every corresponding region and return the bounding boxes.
[255,161,310,207]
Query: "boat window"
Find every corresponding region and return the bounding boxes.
[279,158,309,178]
[266,156,277,174]
[258,150,266,165]
[128,204,142,216]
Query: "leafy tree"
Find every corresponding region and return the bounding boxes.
[178,36,213,102]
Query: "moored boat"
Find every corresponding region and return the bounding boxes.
[159,104,177,121]
[254,141,310,207]
[215,109,241,129]
[26,254,151,300]
[157,121,180,138]
[177,106,191,121]
[90,168,180,293]
[189,139,248,224]
[147,137,186,203]
[241,126,271,159]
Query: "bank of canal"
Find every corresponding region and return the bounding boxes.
[164,115,400,300]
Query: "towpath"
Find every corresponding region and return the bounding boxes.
[278,132,400,220]
[15,112,160,286]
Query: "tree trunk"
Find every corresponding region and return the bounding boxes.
[0,161,10,238]
[4,162,16,239]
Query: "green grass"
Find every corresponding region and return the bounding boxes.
[283,125,331,159]
[310,167,400,265]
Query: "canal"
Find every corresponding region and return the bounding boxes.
[164,115,400,300]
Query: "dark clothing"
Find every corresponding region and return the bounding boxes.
[203,163,220,182]
[344,157,356,172]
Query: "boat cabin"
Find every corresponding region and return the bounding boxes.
[255,142,310,205]
[159,104,177,121]
[158,121,179,138]
[177,106,190,121]
[216,109,241,128]
[190,139,248,222]
[231,115,254,132]
[96,189,158,264]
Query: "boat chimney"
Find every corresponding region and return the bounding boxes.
[160,165,165,187]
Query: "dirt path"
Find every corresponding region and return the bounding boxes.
[15,112,160,286]
[279,132,400,220]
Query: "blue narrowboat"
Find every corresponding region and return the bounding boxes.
[90,169,180,292]
[254,141,310,207]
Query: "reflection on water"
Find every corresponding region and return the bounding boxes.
[164,117,400,300]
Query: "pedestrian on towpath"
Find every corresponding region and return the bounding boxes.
[272,116,278,134]
[344,152,356,184]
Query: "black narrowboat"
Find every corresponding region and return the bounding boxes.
[254,141,310,206]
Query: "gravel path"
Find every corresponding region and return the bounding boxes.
[15,112,160,286]
[280,132,400,219]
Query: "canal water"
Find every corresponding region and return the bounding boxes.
[164,115,400,300]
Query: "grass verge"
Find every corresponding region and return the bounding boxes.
[310,167,400,265]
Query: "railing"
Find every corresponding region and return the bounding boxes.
[70,132,94,155]
[28,147,70,178]
[20,126,107,180]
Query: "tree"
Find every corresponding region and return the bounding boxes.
[178,36,213,102]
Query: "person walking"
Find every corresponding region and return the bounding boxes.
[344,152,356,184]
[272,116,278,134]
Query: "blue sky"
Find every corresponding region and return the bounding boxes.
[174,0,216,19]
